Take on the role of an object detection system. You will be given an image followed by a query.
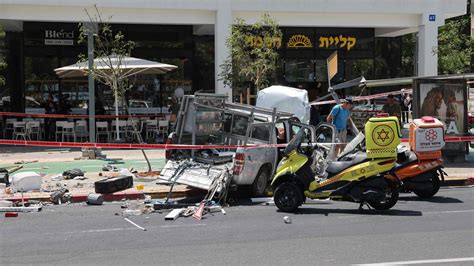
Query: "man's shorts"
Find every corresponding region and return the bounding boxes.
[336,129,347,144]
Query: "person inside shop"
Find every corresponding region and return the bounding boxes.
[382,94,402,127]
[57,94,72,115]
[326,97,353,155]
[43,94,57,141]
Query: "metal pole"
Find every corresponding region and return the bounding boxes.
[113,77,120,140]
[87,25,96,142]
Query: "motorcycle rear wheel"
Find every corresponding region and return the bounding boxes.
[274,182,303,213]
[413,171,441,199]
[368,185,399,210]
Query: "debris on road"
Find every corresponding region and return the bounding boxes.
[49,188,70,205]
[14,160,38,165]
[102,164,118,172]
[165,208,184,220]
[123,217,146,231]
[62,169,85,180]
[0,200,13,207]
[0,205,42,212]
[283,216,292,224]
[51,174,63,181]
[4,212,18,217]
[95,175,133,194]
[86,193,104,205]
[10,171,42,192]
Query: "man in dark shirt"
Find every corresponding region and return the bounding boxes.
[382,94,402,127]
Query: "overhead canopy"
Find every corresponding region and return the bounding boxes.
[256,85,310,124]
[54,56,178,78]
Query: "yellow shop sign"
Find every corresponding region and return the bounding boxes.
[318,35,357,51]
[245,35,282,48]
[287,34,313,48]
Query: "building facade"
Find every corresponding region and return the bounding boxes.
[0,0,467,111]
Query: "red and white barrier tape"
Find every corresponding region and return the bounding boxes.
[0,112,164,119]
[0,137,473,150]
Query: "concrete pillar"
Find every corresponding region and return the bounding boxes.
[215,0,232,101]
[417,13,441,76]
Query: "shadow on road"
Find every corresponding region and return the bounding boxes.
[399,195,463,203]
[288,207,422,217]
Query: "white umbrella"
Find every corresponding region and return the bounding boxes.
[54,56,177,141]
[55,56,177,79]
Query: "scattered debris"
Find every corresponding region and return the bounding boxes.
[62,169,85,180]
[0,168,8,184]
[50,188,71,204]
[123,217,146,231]
[14,160,38,165]
[165,208,184,220]
[87,193,104,205]
[102,164,118,172]
[122,209,142,216]
[73,176,87,180]
[10,172,42,192]
[51,174,64,181]
[283,216,292,224]
[0,200,13,207]
[0,205,42,212]
[95,175,133,194]
[5,212,18,217]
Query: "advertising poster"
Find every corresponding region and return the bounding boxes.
[415,80,467,154]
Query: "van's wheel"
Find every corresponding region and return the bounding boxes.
[413,171,441,199]
[368,185,399,210]
[274,182,303,212]
[252,166,270,197]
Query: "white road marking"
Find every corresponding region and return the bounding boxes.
[424,209,474,214]
[355,257,474,265]
[161,224,206,228]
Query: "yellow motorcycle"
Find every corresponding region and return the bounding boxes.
[271,117,402,212]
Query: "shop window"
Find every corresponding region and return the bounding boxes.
[285,58,314,83]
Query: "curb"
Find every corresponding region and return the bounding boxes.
[3,188,204,204]
[441,177,474,187]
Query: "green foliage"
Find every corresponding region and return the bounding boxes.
[77,5,135,96]
[219,13,282,92]
[0,25,6,86]
[435,15,473,74]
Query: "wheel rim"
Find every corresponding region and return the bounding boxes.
[256,172,267,194]
[277,186,298,208]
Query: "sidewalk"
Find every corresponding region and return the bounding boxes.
[0,145,473,203]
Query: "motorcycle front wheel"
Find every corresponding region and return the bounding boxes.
[274,182,303,213]
[368,185,399,210]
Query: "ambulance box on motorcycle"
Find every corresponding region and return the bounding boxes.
[365,116,401,159]
[409,116,445,160]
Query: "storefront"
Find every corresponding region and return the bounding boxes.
[0,0,466,111]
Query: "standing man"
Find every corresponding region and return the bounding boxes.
[326,97,353,155]
[382,94,402,127]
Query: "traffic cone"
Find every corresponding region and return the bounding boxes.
[192,202,205,220]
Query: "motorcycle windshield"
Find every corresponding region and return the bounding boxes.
[283,129,305,156]
[338,132,365,159]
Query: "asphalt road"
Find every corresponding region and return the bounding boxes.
[1,187,473,265]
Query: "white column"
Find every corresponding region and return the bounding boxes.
[215,0,232,101]
[417,13,441,76]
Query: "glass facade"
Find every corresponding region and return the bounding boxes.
[0,22,408,112]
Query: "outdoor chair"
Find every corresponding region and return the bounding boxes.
[126,119,141,141]
[75,120,89,142]
[158,120,169,141]
[96,121,110,143]
[61,122,76,142]
[145,119,159,141]
[111,120,128,140]
[12,121,27,140]
[4,118,17,139]
[26,121,41,140]
[55,121,67,141]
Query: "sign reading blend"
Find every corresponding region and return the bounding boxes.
[44,29,74,46]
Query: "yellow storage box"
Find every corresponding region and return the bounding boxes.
[365,116,401,159]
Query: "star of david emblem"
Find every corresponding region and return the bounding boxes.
[376,129,390,143]
[371,124,395,147]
